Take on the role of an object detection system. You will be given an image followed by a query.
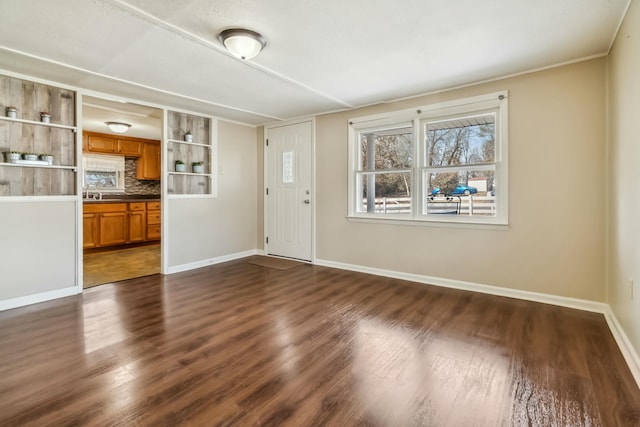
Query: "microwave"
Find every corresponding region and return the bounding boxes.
[82,154,125,192]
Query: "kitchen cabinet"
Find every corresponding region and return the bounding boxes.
[86,134,117,154]
[146,201,161,240]
[83,131,154,157]
[136,141,160,180]
[99,212,128,246]
[83,201,160,249]
[128,202,146,242]
[83,213,99,248]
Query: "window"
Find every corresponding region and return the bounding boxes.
[355,124,414,214]
[348,92,508,225]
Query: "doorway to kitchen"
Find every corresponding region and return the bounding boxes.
[82,96,162,288]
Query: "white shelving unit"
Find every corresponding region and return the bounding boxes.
[0,76,78,197]
[0,115,77,131]
[166,112,214,197]
[0,162,77,171]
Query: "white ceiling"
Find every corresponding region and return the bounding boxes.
[0,0,630,126]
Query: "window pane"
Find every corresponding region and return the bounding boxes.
[282,151,294,183]
[425,170,495,216]
[360,126,413,171]
[356,172,412,214]
[425,113,495,167]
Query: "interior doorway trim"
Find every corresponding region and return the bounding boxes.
[263,117,316,263]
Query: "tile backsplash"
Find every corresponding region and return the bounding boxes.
[124,158,160,195]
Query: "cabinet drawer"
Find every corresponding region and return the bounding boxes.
[83,203,127,213]
[147,211,161,225]
[147,224,161,240]
[146,201,161,210]
[129,202,146,211]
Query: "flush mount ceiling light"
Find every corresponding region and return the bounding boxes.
[219,28,266,60]
[105,121,131,133]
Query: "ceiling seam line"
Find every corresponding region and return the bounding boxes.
[106,0,354,109]
[0,45,285,122]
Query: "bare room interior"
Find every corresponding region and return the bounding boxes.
[0,0,639,425]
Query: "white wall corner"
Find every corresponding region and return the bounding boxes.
[602,307,640,388]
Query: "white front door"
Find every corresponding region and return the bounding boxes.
[265,120,313,261]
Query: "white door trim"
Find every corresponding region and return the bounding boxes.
[264,117,316,263]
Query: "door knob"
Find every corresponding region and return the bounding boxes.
[303,199,310,204]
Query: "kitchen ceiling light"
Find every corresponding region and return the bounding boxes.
[105,121,131,133]
[219,28,266,60]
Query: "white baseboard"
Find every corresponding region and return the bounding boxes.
[314,258,640,388]
[167,249,259,274]
[0,286,80,311]
[602,307,640,387]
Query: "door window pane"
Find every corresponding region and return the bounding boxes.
[282,151,294,183]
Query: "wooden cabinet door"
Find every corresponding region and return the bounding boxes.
[137,142,161,180]
[146,224,161,240]
[82,213,99,249]
[117,140,143,157]
[128,211,146,243]
[87,135,116,153]
[99,212,128,246]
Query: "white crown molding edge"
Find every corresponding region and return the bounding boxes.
[314,257,640,388]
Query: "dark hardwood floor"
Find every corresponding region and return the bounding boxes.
[0,258,639,426]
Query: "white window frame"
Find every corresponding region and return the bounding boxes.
[348,91,508,227]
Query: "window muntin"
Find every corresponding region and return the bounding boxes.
[348,92,507,225]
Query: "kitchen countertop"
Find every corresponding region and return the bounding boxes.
[83,195,160,204]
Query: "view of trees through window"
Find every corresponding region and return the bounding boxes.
[350,93,506,221]
[360,126,413,198]
[426,113,496,196]
[358,126,414,212]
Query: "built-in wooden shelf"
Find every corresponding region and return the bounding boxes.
[0,115,77,131]
[167,139,210,149]
[167,171,212,177]
[0,162,77,171]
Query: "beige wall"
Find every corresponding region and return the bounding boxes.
[608,0,640,354]
[167,120,258,268]
[315,59,607,301]
[0,201,77,300]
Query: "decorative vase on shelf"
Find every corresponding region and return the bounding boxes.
[175,160,186,172]
[184,131,193,143]
[23,153,38,161]
[192,162,204,174]
[6,152,21,163]
[40,112,51,123]
[6,107,17,119]
[39,154,54,165]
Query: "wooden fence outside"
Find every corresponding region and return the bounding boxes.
[364,195,496,216]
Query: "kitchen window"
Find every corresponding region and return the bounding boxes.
[348,91,508,226]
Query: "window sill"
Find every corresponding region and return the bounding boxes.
[346,215,509,230]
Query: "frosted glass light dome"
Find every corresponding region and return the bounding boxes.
[219,28,266,60]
